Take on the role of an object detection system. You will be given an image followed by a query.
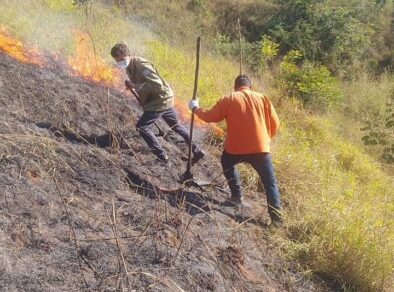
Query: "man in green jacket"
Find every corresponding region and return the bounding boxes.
[111,43,205,164]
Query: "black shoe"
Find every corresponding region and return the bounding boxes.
[269,210,283,227]
[191,150,205,165]
[156,155,170,166]
[230,195,243,204]
[226,195,249,207]
[269,218,283,229]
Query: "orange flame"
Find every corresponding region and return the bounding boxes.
[67,31,122,87]
[174,99,224,136]
[0,27,44,67]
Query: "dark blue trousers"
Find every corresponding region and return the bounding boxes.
[221,150,282,221]
[136,107,201,160]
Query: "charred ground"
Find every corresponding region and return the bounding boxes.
[0,52,326,291]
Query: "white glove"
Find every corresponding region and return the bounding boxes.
[189,99,199,110]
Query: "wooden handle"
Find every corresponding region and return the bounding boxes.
[192,37,200,101]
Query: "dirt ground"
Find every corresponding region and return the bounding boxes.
[0,52,326,291]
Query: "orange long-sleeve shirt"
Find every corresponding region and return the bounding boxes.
[195,87,280,154]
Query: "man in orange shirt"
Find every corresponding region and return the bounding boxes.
[189,75,282,224]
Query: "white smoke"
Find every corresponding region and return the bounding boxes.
[0,0,156,63]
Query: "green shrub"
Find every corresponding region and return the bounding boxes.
[261,36,279,61]
[260,36,279,72]
[45,0,75,12]
[278,50,343,111]
[212,34,264,75]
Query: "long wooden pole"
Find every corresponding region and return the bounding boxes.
[183,37,201,181]
[237,1,243,75]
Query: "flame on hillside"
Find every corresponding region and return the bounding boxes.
[68,31,122,87]
[0,27,223,136]
[66,31,223,136]
[175,100,224,136]
[0,27,44,67]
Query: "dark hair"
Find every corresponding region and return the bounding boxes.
[110,43,130,58]
[234,74,252,89]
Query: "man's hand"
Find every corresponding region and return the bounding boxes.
[189,99,199,111]
[125,80,135,90]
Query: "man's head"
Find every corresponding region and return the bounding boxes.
[111,43,131,69]
[111,43,130,60]
[234,74,252,90]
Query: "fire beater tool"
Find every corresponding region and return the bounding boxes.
[237,1,243,75]
[180,37,207,187]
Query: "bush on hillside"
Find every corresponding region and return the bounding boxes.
[212,34,263,74]
[260,36,279,71]
[277,50,343,111]
[202,0,391,76]
[260,0,389,75]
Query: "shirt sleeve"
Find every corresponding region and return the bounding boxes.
[195,97,228,123]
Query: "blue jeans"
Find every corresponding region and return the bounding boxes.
[136,107,201,160]
[221,150,281,221]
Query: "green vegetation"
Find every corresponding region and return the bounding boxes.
[201,0,393,76]
[276,50,343,111]
[1,0,393,291]
[339,73,394,165]
[274,102,394,291]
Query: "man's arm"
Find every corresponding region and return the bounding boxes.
[195,97,228,123]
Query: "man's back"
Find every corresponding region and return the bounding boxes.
[126,57,174,111]
[190,75,282,223]
[195,87,279,154]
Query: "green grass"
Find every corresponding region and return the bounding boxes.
[146,40,238,106]
[273,102,394,290]
[338,73,394,166]
[1,1,393,291]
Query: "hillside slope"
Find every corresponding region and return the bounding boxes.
[0,52,325,291]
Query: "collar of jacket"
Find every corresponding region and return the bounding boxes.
[126,57,135,77]
[237,86,251,92]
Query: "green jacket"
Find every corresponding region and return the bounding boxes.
[126,57,174,112]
